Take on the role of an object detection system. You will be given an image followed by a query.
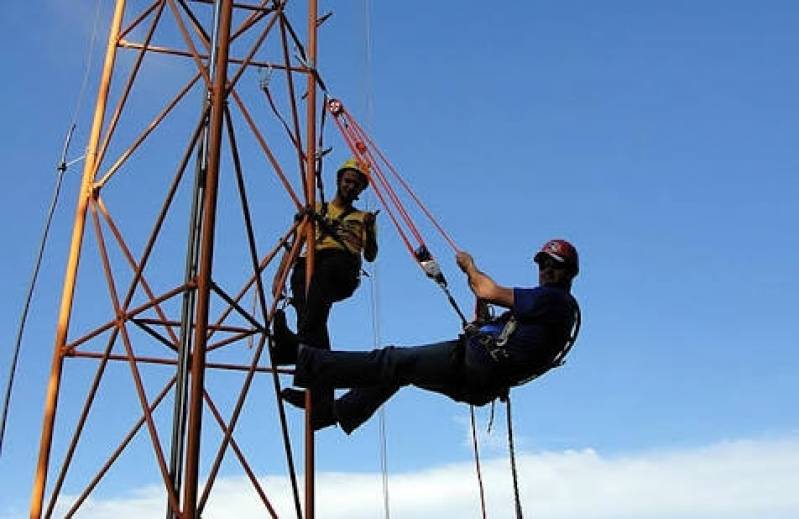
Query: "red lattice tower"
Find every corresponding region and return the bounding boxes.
[30,1,328,517]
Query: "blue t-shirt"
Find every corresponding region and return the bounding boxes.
[470,285,579,381]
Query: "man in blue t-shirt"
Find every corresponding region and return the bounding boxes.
[272,239,581,433]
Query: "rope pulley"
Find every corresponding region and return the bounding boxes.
[414,245,467,326]
[414,245,446,286]
[327,98,343,115]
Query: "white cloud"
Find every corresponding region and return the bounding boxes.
[51,435,799,518]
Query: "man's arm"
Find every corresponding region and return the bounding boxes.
[474,298,492,322]
[363,211,378,262]
[456,251,514,308]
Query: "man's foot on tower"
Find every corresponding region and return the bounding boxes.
[270,309,298,365]
[280,387,337,430]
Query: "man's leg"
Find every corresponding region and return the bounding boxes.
[335,385,399,434]
[302,341,464,433]
[287,258,335,422]
[290,260,333,350]
[294,340,461,388]
[288,258,306,327]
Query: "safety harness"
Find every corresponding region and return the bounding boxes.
[472,304,583,519]
[314,203,358,253]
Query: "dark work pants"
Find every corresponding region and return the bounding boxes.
[290,250,360,350]
[290,250,360,411]
[293,340,503,433]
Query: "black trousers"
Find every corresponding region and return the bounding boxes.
[289,250,360,350]
[290,249,360,411]
[293,339,506,433]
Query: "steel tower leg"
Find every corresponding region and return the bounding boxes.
[304,1,319,518]
[167,2,225,516]
[181,0,234,517]
[29,1,127,517]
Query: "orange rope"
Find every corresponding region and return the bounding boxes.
[332,109,426,245]
[331,101,460,252]
[345,109,459,252]
[330,114,418,254]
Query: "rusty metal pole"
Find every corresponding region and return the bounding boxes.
[304,1,319,518]
[181,0,234,517]
[29,1,127,517]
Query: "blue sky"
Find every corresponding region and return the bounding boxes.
[1,1,798,517]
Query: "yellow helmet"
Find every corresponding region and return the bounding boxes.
[336,158,370,188]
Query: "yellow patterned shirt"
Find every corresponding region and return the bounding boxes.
[314,202,375,257]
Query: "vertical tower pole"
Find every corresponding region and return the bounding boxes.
[181,0,234,516]
[304,1,319,518]
[29,1,127,517]
[167,3,225,515]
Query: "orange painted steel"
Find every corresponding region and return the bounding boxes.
[57,377,178,518]
[91,2,167,180]
[119,0,161,40]
[29,1,127,516]
[278,12,306,169]
[231,3,271,41]
[117,40,306,72]
[90,199,182,514]
[181,0,235,515]
[68,350,293,375]
[208,219,302,337]
[166,0,213,88]
[303,1,319,517]
[231,89,304,209]
[302,1,320,517]
[64,283,190,353]
[225,10,281,93]
[96,71,202,188]
[95,197,182,344]
[192,0,273,11]
[131,318,253,334]
[203,391,278,517]
[29,1,325,516]
[198,227,307,514]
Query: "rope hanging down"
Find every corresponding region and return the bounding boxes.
[1,0,102,454]
[326,98,467,326]
[0,125,79,457]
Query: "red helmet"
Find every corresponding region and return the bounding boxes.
[534,239,579,275]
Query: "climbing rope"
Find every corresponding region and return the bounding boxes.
[0,128,76,457]
[357,1,392,514]
[469,405,488,519]
[506,395,524,519]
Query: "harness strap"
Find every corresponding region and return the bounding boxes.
[478,302,582,388]
[309,205,360,256]
[495,315,518,348]
[513,303,582,387]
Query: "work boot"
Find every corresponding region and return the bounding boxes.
[280,387,337,430]
[270,309,298,365]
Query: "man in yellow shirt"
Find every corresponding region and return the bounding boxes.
[281,158,377,347]
[274,159,377,422]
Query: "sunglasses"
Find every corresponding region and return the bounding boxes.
[535,255,567,270]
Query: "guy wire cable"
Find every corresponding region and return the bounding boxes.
[0,128,72,457]
[360,0,392,516]
[0,0,103,457]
